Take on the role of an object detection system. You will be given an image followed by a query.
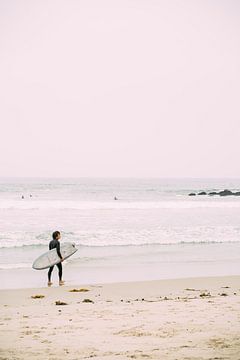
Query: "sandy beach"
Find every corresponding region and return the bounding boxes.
[0,276,240,360]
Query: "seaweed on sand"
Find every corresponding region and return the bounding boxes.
[31,295,45,299]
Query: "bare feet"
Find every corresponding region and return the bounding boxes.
[59,280,65,286]
[48,281,53,287]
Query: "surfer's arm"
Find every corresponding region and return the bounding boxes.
[56,242,63,260]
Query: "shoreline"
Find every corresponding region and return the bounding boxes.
[1,274,240,294]
[2,241,240,289]
[1,275,240,359]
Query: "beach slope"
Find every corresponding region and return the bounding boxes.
[0,276,240,360]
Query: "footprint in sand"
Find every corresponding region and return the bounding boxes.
[114,327,152,337]
[41,339,52,344]
[22,330,32,335]
[128,353,151,359]
[208,337,231,349]
[22,330,41,336]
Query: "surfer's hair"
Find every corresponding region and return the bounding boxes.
[52,231,60,240]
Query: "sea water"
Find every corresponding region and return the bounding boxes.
[0,178,240,289]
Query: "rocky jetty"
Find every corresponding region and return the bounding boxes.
[208,191,218,196]
[218,190,234,196]
[188,189,240,197]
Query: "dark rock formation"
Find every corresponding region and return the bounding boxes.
[188,189,240,197]
[219,189,234,196]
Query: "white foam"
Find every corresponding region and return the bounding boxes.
[1,225,240,248]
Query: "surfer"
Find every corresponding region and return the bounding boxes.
[48,231,65,287]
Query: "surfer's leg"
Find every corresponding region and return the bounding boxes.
[48,266,54,282]
[57,262,62,281]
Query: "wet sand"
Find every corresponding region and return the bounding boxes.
[0,276,240,359]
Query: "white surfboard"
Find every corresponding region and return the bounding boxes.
[32,242,78,270]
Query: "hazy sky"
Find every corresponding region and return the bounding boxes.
[0,0,239,177]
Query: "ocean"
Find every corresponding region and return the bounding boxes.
[0,178,240,289]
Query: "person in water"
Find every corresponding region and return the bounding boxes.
[48,231,64,287]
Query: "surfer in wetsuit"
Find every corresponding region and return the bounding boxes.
[48,231,65,287]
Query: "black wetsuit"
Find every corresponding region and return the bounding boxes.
[48,239,63,282]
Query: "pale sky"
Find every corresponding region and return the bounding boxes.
[0,0,239,178]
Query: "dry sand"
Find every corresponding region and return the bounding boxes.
[0,276,240,360]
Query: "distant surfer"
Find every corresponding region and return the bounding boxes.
[48,231,65,287]
[114,196,118,200]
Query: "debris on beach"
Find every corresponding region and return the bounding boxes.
[55,300,68,305]
[31,294,45,299]
[219,293,228,296]
[179,296,198,301]
[69,288,90,292]
[82,298,94,303]
[185,288,201,291]
[199,292,211,298]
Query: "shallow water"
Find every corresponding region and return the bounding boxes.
[0,178,240,288]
